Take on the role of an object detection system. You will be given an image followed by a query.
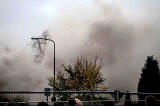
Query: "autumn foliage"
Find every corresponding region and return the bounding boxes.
[48,56,107,91]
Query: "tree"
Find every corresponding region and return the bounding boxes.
[48,56,107,91]
[138,56,160,100]
[31,30,51,62]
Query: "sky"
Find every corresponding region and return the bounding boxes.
[0,0,160,91]
[0,0,159,50]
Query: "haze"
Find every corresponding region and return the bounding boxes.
[0,0,160,91]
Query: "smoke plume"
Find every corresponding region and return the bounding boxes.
[48,2,160,91]
[0,1,160,92]
[0,49,51,91]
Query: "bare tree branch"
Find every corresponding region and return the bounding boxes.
[31,30,51,62]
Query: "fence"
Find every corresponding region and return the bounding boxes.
[1,90,160,106]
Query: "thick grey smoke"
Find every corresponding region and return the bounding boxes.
[48,2,160,91]
[0,1,160,92]
[0,49,51,91]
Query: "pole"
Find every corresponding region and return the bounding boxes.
[31,37,56,100]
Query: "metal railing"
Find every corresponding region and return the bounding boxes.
[1,90,160,106]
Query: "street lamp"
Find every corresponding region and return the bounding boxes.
[31,37,56,100]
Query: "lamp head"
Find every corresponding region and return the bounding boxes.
[31,37,36,40]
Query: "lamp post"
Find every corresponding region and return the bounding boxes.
[31,37,56,100]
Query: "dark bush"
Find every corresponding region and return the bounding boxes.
[6,103,18,106]
[37,102,48,106]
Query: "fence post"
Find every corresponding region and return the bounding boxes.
[114,90,120,103]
